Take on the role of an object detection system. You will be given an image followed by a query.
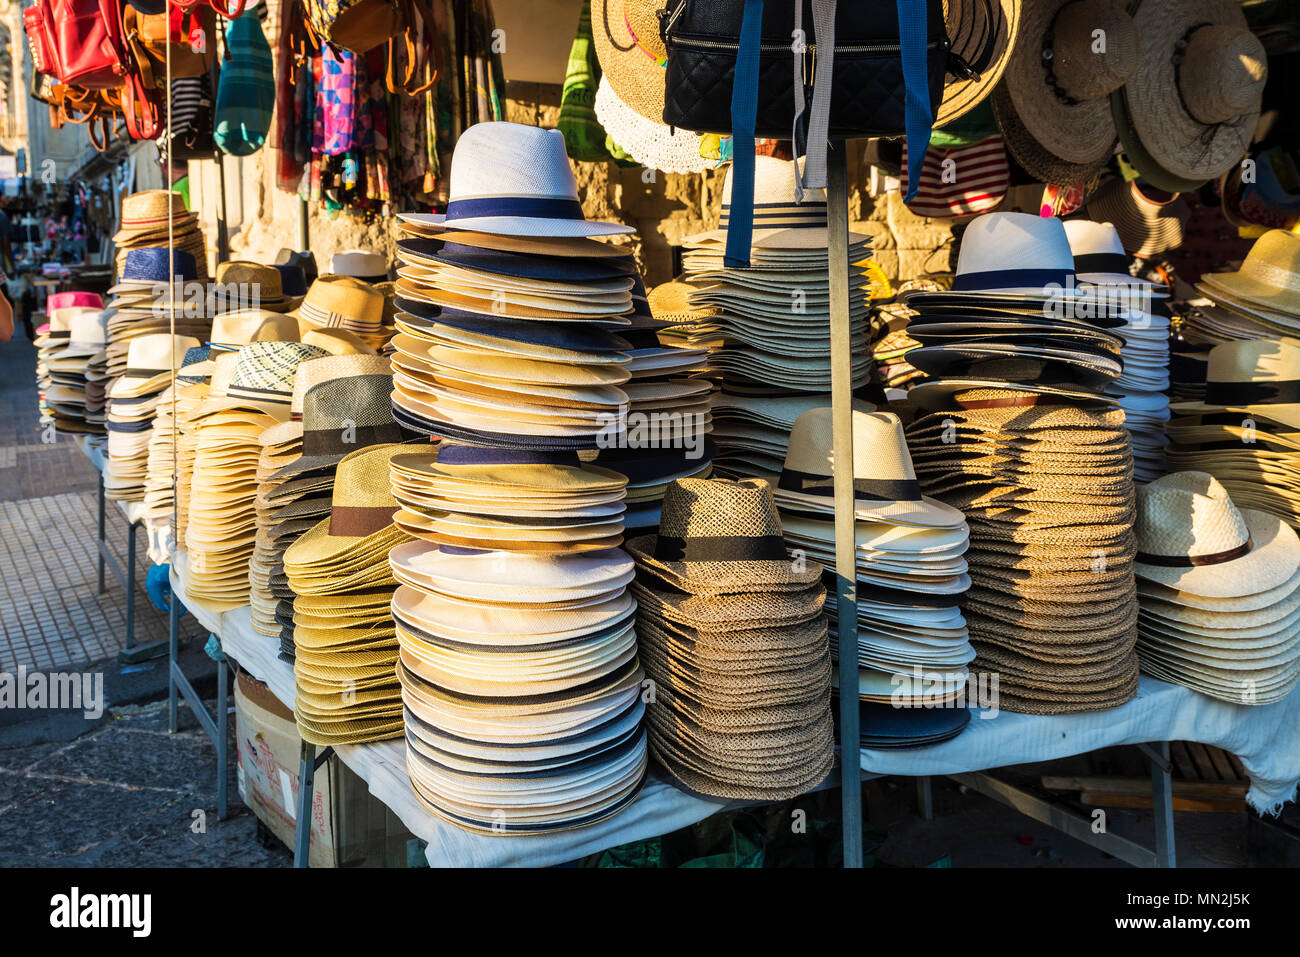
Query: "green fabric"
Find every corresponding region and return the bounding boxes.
[930,100,998,149]
[174,176,191,212]
[558,2,614,163]
[214,11,275,157]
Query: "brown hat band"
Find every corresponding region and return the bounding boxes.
[778,468,922,502]
[329,504,397,538]
[653,534,788,563]
[1136,537,1252,568]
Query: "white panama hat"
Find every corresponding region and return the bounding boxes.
[398,122,634,239]
[1063,219,1166,294]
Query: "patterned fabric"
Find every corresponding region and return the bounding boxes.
[900,135,1009,219]
[226,342,329,405]
[214,9,276,157]
[558,1,613,163]
[314,44,356,156]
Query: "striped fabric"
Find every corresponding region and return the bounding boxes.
[719,201,828,231]
[214,10,275,157]
[900,135,1009,220]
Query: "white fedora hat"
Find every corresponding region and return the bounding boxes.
[907,212,1081,299]
[1064,220,1166,294]
[398,122,634,239]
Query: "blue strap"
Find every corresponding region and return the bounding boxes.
[896,0,931,204]
[724,0,764,269]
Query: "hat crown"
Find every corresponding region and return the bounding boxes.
[302,373,397,430]
[328,444,406,537]
[1063,219,1125,259]
[446,122,579,206]
[120,189,187,223]
[208,309,289,350]
[231,341,328,393]
[216,260,284,300]
[1180,25,1267,125]
[292,354,391,414]
[783,408,917,484]
[67,311,107,347]
[1050,0,1139,100]
[1205,337,1300,387]
[125,333,196,372]
[122,247,198,283]
[954,212,1075,287]
[1235,229,1300,293]
[1136,471,1250,560]
[720,156,828,228]
[301,274,385,329]
[656,477,785,544]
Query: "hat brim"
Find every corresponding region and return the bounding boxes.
[1137,507,1300,598]
[402,212,634,239]
[906,378,1121,411]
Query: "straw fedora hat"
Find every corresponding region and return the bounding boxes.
[284,444,410,566]
[118,189,190,227]
[196,341,328,419]
[272,374,405,480]
[1198,230,1300,317]
[289,353,391,417]
[209,309,297,352]
[1133,471,1300,599]
[626,477,821,592]
[998,0,1139,178]
[685,157,872,250]
[1083,178,1190,259]
[1117,0,1266,186]
[296,275,386,335]
[401,122,635,239]
[774,408,966,529]
[1170,338,1300,429]
[108,334,201,398]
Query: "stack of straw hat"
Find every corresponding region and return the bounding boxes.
[104,334,199,501]
[104,248,212,395]
[170,351,216,546]
[1165,338,1300,528]
[184,341,326,609]
[45,309,108,435]
[1187,230,1300,342]
[1064,219,1172,483]
[679,156,871,476]
[391,145,637,449]
[141,347,210,523]
[114,190,209,282]
[1133,471,1300,705]
[35,293,101,427]
[250,356,400,653]
[902,212,1140,714]
[773,409,975,746]
[646,280,723,354]
[390,528,647,833]
[284,444,414,745]
[628,477,834,800]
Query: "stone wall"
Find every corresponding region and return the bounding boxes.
[206,74,977,288]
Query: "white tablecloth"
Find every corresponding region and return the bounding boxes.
[170,550,1300,866]
[76,435,171,563]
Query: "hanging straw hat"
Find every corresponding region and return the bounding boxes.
[590,0,669,124]
[995,0,1139,185]
[1133,471,1300,599]
[1117,0,1266,187]
[938,0,1022,127]
[1084,178,1190,259]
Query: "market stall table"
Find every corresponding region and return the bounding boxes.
[169,549,1300,868]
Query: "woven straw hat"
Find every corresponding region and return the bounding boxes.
[999,0,1138,178]
[1169,338,1300,429]
[626,477,820,592]
[647,281,720,325]
[118,189,191,229]
[195,341,328,420]
[272,374,405,480]
[1133,471,1300,597]
[938,0,1021,126]
[284,444,410,565]
[296,275,386,336]
[1084,178,1190,259]
[774,408,965,529]
[215,261,288,308]
[590,0,667,124]
[593,76,709,174]
[1118,0,1266,185]
[289,354,391,418]
[301,327,377,356]
[1198,231,1300,317]
[209,309,296,352]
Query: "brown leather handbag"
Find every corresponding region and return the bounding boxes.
[124,4,216,88]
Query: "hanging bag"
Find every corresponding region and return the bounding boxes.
[301,0,436,94]
[124,5,218,87]
[659,0,949,266]
[213,8,275,155]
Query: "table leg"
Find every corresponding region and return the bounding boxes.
[167,593,179,734]
[295,742,318,868]
[96,474,106,594]
[1151,742,1177,868]
[123,521,137,652]
[216,662,228,821]
[917,776,934,821]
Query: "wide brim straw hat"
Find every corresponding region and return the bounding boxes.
[1000,0,1139,172]
[590,0,669,124]
[936,0,1021,127]
[908,379,1119,412]
[1133,471,1300,598]
[1084,178,1190,259]
[593,77,710,174]
[1117,0,1266,185]
[992,85,1110,188]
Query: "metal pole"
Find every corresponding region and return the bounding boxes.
[216,661,228,820]
[96,474,106,594]
[297,196,309,252]
[167,585,179,733]
[213,151,230,263]
[294,742,318,867]
[124,521,137,651]
[827,140,862,868]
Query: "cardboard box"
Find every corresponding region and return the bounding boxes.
[235,669,416,867]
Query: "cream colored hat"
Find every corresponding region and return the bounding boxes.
[210,309,295,352]
[1133,471,1300,598]
[1198,231,1300,317]
[1170,338,1300,429]
[297,275,386,335]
